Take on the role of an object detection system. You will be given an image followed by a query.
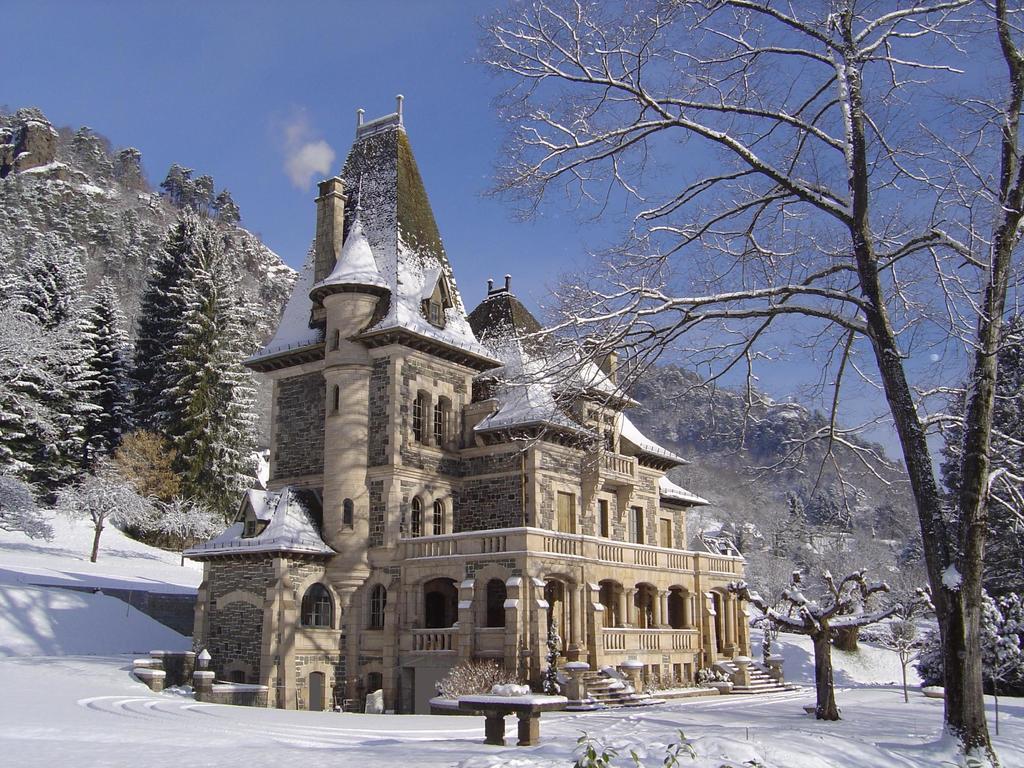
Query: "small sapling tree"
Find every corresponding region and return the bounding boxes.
[732,569,895,720]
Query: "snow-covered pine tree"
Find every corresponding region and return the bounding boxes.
[159,213,257,519]
[10,243,95,490]
[133,213,208,426]
[79,279,133,458]
[214,189,240,225]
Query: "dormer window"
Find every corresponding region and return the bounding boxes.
[244,518,257,538]
[421,269,452,329]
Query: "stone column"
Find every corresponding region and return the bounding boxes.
[615,588,626,629]
[625,588,637,627]
[568,582,584,659]
[681,592,691,628]
[457,579,476,661]
[651,589,662,627]
[658,590,669,628]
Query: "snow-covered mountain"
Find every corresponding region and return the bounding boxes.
[0,107,295,441]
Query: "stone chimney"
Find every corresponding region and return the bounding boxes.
[599,351,618,386]
[314,176,346,285]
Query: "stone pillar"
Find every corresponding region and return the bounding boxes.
[586,582,602,669]
[568,582,583,659]
[517,712,541,746]
[563,661,590,701]
[484,712,509,746]
[457,579,476,661]
[659,590,669,627]
[530,578,549,683]
[681,592,691,628]
[615,588,626,629]
[504,577,523,676]
[618,660,643,693]
[625,588,637,627]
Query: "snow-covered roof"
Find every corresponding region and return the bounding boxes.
[659,475,709,506]
[309,214,388,296]
[617,413,687,465]
[334,116,493,362]
[185,488,333,559]
[248,249,323,363]
[243,489,277,522]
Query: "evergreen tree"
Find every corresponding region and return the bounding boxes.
[156,213,257,518]
[214,189,241,225]
[79,280,133,458]
[9,244,95,489]
[133,214,209,425]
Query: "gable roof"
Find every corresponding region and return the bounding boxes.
[185,487,333,559]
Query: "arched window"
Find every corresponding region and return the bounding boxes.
[485,578,507,628]
[423,578,457,628]
[432,499,445,536]
[368,584,387,629]
[410,497,423,537]
[342,498,354,529]
[301,583,333,628]
[332,385,340,414]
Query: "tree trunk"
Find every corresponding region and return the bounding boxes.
[812,631,839,721]
[901,657,909,704]
[90,522,104,563]
[832,626,859,652]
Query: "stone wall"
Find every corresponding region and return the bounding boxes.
[368,358,390,467]
[454,475,523,531]
[368,480,386,547]
[201,559,275,681]
[272,372,325,480]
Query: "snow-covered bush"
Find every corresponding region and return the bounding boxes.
[434,660,525,699]
[916,592,1024,696]
[695,667,730,687]
[0,474,53,540]
[643,673,689,693]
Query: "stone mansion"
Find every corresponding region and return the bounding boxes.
[187,100,749,714]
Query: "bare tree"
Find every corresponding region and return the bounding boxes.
[484,1,1023,760]
[732,569,895,720]
[56,461,154,562]
[153,496,221,565]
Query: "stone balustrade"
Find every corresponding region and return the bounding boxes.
[601,628,699,653]
[411,627,455,652]
[399,527,743,577]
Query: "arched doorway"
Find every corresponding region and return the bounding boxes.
[423,578,458,628]
[668,588,688,629]
[599,580,622,627]
[308,671,326,712]
[634,583,657,629]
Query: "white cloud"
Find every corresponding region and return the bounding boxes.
[279,109,336,189]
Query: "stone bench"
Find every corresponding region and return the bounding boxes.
[457,694,567,746]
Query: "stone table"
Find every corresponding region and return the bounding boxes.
[457,694,568,746]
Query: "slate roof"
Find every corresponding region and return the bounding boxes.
[186,487,333,559]
[309,213,388,298]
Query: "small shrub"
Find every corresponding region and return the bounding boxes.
[434,660,525,699]
[695,667,730,687]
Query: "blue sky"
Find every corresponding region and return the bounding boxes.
[2,0,936,458]
[1,0,591,314]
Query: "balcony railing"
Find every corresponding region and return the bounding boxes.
[601,628,698,653]
[400,528,743,576]
[411,627,455,652]
[601,452,636,482]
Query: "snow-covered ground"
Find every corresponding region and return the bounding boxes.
[1,516,1022,767]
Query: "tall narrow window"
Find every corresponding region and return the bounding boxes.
[433,499,445,536]
[332,385,340,414]
[330,329,340,350]
[412,392,424,443]
[631,506,645,544]
[369,584,386,629]
[410,497,423,537]
[599,499,610,538]
[342,498,354,529]
[556,492,576,534]
[660,518,673,548]
[433,397,451,447]
[486,579,507,627]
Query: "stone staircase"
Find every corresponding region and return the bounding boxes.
[570,670,661,710]
[714,660,800,694]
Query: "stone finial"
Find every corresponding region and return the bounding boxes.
[356,108,365,129]
[197,648,211,669]
[396,94,405,125]
[504,274,512,291]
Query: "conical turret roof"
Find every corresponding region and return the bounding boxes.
[309,213,388,299]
